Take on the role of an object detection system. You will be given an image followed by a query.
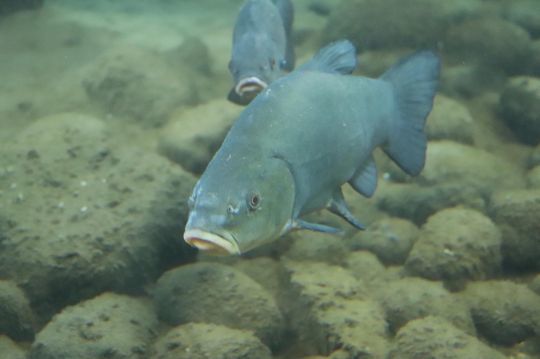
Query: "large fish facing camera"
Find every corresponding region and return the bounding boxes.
[228,0,295,105]
[185,40,440,255]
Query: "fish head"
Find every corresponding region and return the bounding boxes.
[228,37,287,102]
[184,157,295,255]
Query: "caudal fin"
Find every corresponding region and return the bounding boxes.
[381,51,440,176]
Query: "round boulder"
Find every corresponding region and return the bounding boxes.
[389,316,506,359]
[405,207,502,283]
[499,76,540,145]
[374,277,475,335]
[0,280,34,341]
[489,189,540,270]
[153,262,285,349]
[151,323,272,359]
[29,293,159,359]
[461,281,540,346]
[446,17,531,74]
[426,95,475,144]
[347,217,419,265]
[0,113,197,316]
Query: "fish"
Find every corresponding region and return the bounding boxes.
[184,40,440,255]
[227,0,295,106]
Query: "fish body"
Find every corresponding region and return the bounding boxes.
[185,41,440,254]
[228,0,295,105]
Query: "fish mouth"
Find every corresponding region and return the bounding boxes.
[183,228,241,255]
[235,77,267,98]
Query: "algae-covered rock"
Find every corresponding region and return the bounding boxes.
[0,113,197,316]
[29,293,159,359]
[377,140,525,224]
[83,46,198,127]
[405,207,502,284]
[158,98,240,175]
[232,257,284,300]
[0,335,26,359]
[426,95,475,144]
[153,262,284,349]
[461,281,540,346]
[282,261,389,358]
[499,76,540,145]
[530,274,540,295]
[446,17,532,74]
[389,316,506,359]
[151,323,272,359]
[0,280,35,341]
[374,277,475,335]
[527,166,540,188]
[489,189,540,270]
[346,217,418,265]
[321,0,470,50]
[284,230,349,265]
[344,251,388,289]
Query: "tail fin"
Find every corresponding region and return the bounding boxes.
[381,51,440,176]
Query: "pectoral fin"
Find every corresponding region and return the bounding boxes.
[328,189,366,230]
[349,156,378,198]
[293,219,343,234]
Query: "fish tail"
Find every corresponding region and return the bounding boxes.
[381,51,440,176]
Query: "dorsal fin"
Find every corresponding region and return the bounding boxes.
[297,40,357,75]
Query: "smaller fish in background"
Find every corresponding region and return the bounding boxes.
[228,0,295,105]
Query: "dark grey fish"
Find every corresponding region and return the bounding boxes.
[185,40,440,255]
[228,0,295,105]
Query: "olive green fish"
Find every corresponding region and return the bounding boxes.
[184,40,440,254]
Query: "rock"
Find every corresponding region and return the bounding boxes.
[440,63,506,98]
[445,18,532,74]
[502,0,540,38]
[389,316,506,359]
[284,231,349,265]
[425,95,475,144]
[321,0,477,50]
[376,181,486,225]
[153,262,284,349]
[376,140,526,224]
[420,141,526,195]
[489,189,540,270]
[0,114,197,316]
[530,144,540,168]
[283,261,389,358]
[0,335,26,359]
[374,277,475,335]
[346,217,418,265]
[151,323,272,359]
[158,99,240,175]
[344,251,388,289]
[461,281,540,346]
[0,0,43,16]
[29,293,159,359]
[530,274,540,295]
[0,280,35,341]
[83,46,197,127]
[527,166,540,188]
[404,207,502,285]
[499,76,540,145]
[232,257,284,300]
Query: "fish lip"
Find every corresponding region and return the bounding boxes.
[235,77,268,97]
[183,228,241,255]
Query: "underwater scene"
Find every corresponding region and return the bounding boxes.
[0,0,539,358]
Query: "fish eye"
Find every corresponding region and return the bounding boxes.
[279,59,287,69]
[247,192,261,211]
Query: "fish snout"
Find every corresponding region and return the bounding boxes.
[183,228,240,255]
[235,77,268,99]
